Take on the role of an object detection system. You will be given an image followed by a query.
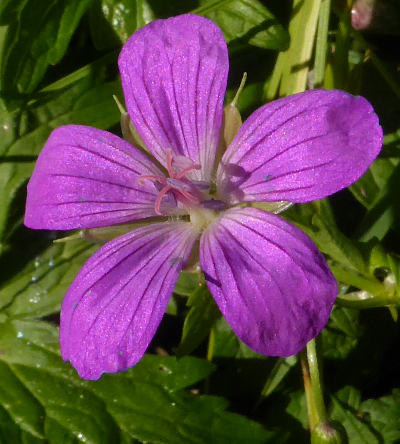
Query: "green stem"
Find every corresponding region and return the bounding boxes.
[300,350,319,431]
[204,326,216,394]
[206,326,215,362]
[306,339,327,424]
[330,264,386,296]
[314,0,331,87]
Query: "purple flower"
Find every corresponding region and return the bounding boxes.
[24,14,382,380]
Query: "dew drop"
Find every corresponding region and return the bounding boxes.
[17,331,24,338]
[31,276,38,282]
[29,292,41,303]
[34,257,40,268]
[48,260,54,267]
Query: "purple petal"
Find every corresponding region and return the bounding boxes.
[200,207,337,357]
[118,14,228,182]
[217,90,383,205]
[61,222,198,379]
[25,125,167,230]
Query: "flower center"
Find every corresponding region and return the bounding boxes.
[138,150,207,215]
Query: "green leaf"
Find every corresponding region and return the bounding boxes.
[212,317,241,358]
[177,285,220,356]
[213,317,265,359]
[258,356,297,399]
[90,0,154,49]
[286,390,309,430]
[330,387,379,444]
[349,158,399,210]
[272,0,321,96]
[0,60,121,244]
[1,0,94,104]
[174,272,201,297]
[0,0,26,24]
[321,307,360,359]
[349,133,400,241]
[360,390,400,444]
[352,161,400,242]
[285,199,366,273]
[195,0,289,50]
[0,319,276,443]
[0,239,98,319]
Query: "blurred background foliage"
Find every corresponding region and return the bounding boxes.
[0,0,400,442]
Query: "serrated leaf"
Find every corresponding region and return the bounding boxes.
[349,158,399,210]
[349,132,400,241]
[321,306,360,359]
[177,285,221,356]
[360,390,400,444]
[353,161,400,242]
[195,0,289,50]
[330,387,379,444]
[285,199,366,273]
[0,239,98,318]
[0,319,275,443]
[350,130,400,210]
[1,0,94,104]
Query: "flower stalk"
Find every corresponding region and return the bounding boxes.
[300,338,327,433]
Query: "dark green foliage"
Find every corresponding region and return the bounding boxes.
[1,0,400,442]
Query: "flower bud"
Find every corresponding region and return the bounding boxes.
[311,421,347,444]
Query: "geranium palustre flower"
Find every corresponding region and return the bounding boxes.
[25,14,382,379]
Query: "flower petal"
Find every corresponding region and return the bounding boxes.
[200,207,337,357]
[25,125,167,230]
[217,90,382,204]
[61,222,198,380]
[118,14,228,181]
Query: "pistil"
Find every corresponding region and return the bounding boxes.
[138,150,204,215]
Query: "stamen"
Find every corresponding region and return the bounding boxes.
[166,178,193,192]
[192,180,210,190]
[176,164,201,179]
[166,149,174,177]
[141,150,210,215]
[154,185,172,215]
[202,199,227,210]
[179,190,200,204]
[138,175,166,186]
